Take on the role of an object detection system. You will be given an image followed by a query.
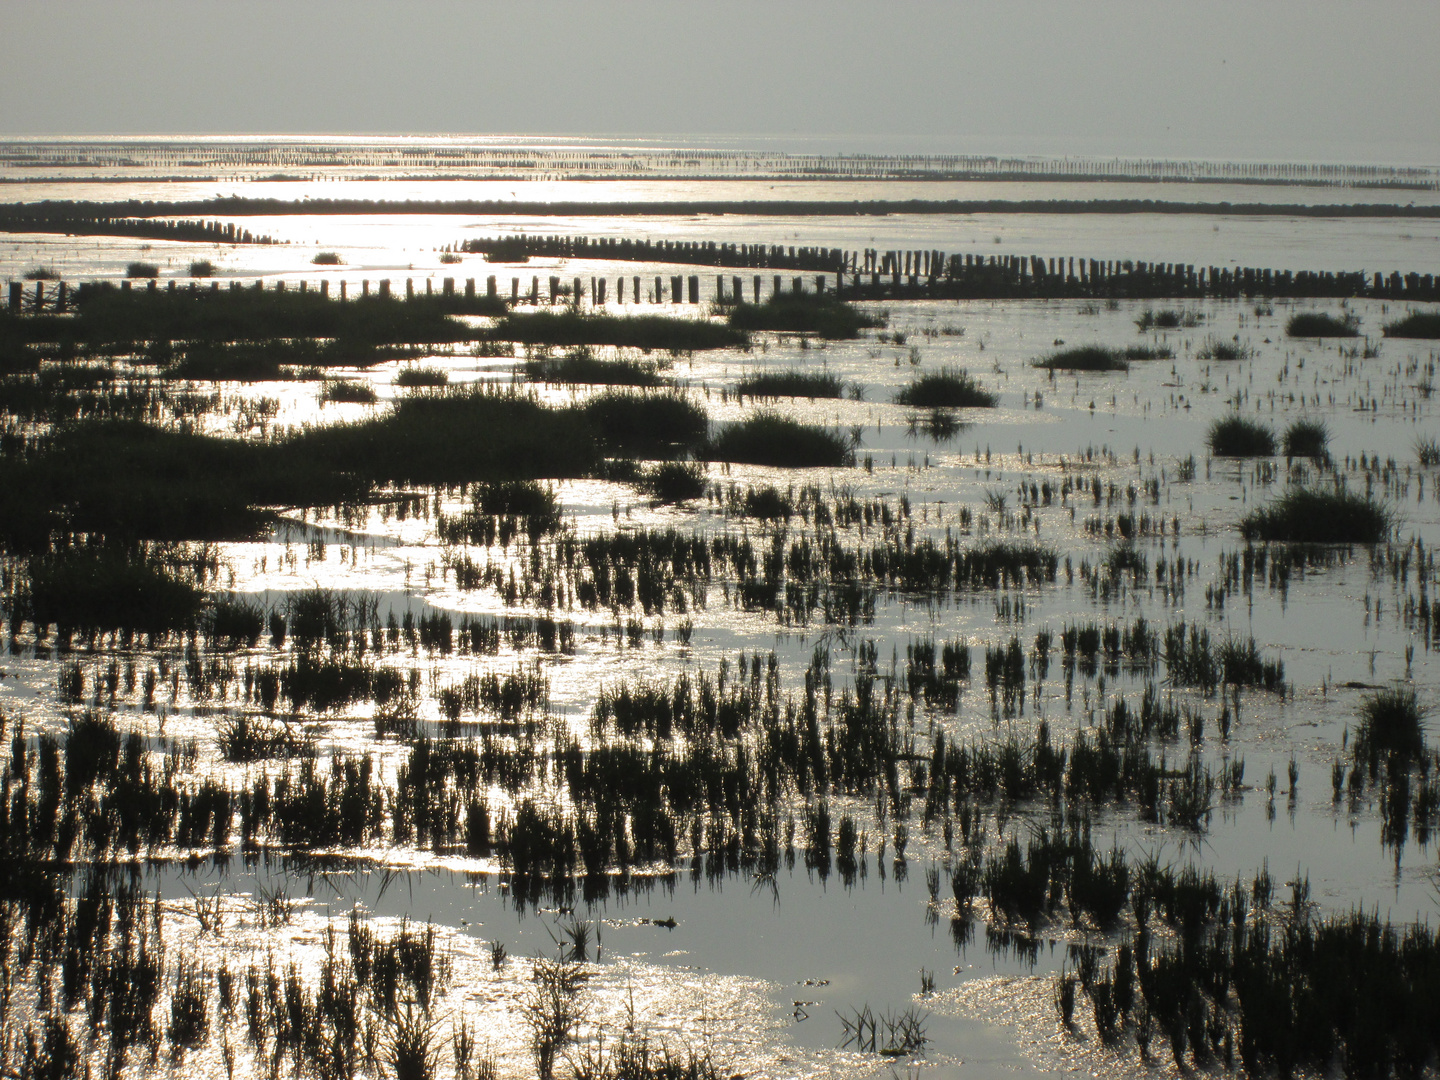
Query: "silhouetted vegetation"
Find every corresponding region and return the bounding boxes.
[1383,310,1440,338]
[1240,488,1392,544]
[704,412,853,467]
[1207,416,1275,456]
[736,370,844,398]
[725,294,880,339]
[894,367,998,406]
[1288,311,1360,337]
[1033,346,1128,372]
[491,311,746,351]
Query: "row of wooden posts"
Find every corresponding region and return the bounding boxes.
[4,272,832,313]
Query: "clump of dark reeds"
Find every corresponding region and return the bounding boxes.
[581,389,708,456]
[23,266,60,281]
[188,260,215,278]
[320,379,378,404]
[1206,415,1274,456]
[1288,311,1360,337]
[637,461,707,503]
[20,545,204,641]
[1239,487,1392,543]
[523,348,667,386]
[1417,437,1440,468]
[125,261,160,279]
[312,251,343,265]
[736,369,844,398]
[704,412,853,467]
[894,366,998,407]
[1032,346,1128,372]
[394,365,449,388]
[1121,345,1174,360]
[1354,687,1427,765]
[493,311,747,352]
[725,293,881,339]
[1281,418,1329,458]
[1383,310,1440,338]
[1135,309,1202,331]
[1196,337,1253,360]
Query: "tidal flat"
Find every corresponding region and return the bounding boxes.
[3,152,1440,1079]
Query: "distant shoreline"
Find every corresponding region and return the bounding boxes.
[3,197,1439,221]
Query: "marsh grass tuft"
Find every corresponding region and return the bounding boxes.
[1033,346,1128,372]
[726,293,881,339]
[394,365,450,388]
[1287,311,1360,337]
[895,366,998,407]
[1240,487,1392,544]
[705,412,853,467]
[1281,418,1329,458]
[1383,310,1440,339]
[1207,415,1274,456]
[736,369,844,398]
[1355,687,1426,765]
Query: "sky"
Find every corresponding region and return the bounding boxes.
[2,0,1437,165]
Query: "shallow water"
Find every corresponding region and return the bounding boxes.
[3,158,1440,1077]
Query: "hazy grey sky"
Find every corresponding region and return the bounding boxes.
[3,0,1436,164]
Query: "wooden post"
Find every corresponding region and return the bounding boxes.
[773,274,782,298]
[531,276,538,303]
[617,276,625,303]
[444,277,455,296]
[634,276,640,304]
[688,276,699,303]
[486,276,497,299]
[298,281,307,293]
[671,275,683,302]
[8,282,21,310]
[321,280,329,298]
[597,277,606,304]
[362,280,369,296]
[56,281,67,311]
[121,280,131,292]
[792,276,803,294]
[550,276,559,303]
[716,274,725,301]
[733,275,743,302]
[753,275,761,303]
[340,280,347,300]
[655,276,663,302]
[512,278,519,301]
[575,277,583,304]
[379,279,391,298]
[426,278,433,295]
[465,278,475,299]
[406,278,415,299]
[34,280,44,311]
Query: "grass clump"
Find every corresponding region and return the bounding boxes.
[125,262,160,279]
[1287,311,1360,337]
[1417,437,1440,468]
[637,461,708,503]
[1197,336,1253,360]
[580,390,708,457]
[320,379,378,404]
[1239,487,1392,543]
[1121,345,1173,360]
[1033,346,1127,372]
[1354,688,1426,765]
[1207,415,1275,456]
[394,365,450,388]
[20,546,204,639]
[705,412,853,468]
[312,251,343,265]
[726,294,881,339]
[188,260,215,278]
[736,369,844,398]
[1383,310,1440,339]
[1135,309,1202,331]
[1282,418,1329,458]
[523,348,667,386]
[23,266,59,281]
[895,366,998,407]
[492,311,746,352]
